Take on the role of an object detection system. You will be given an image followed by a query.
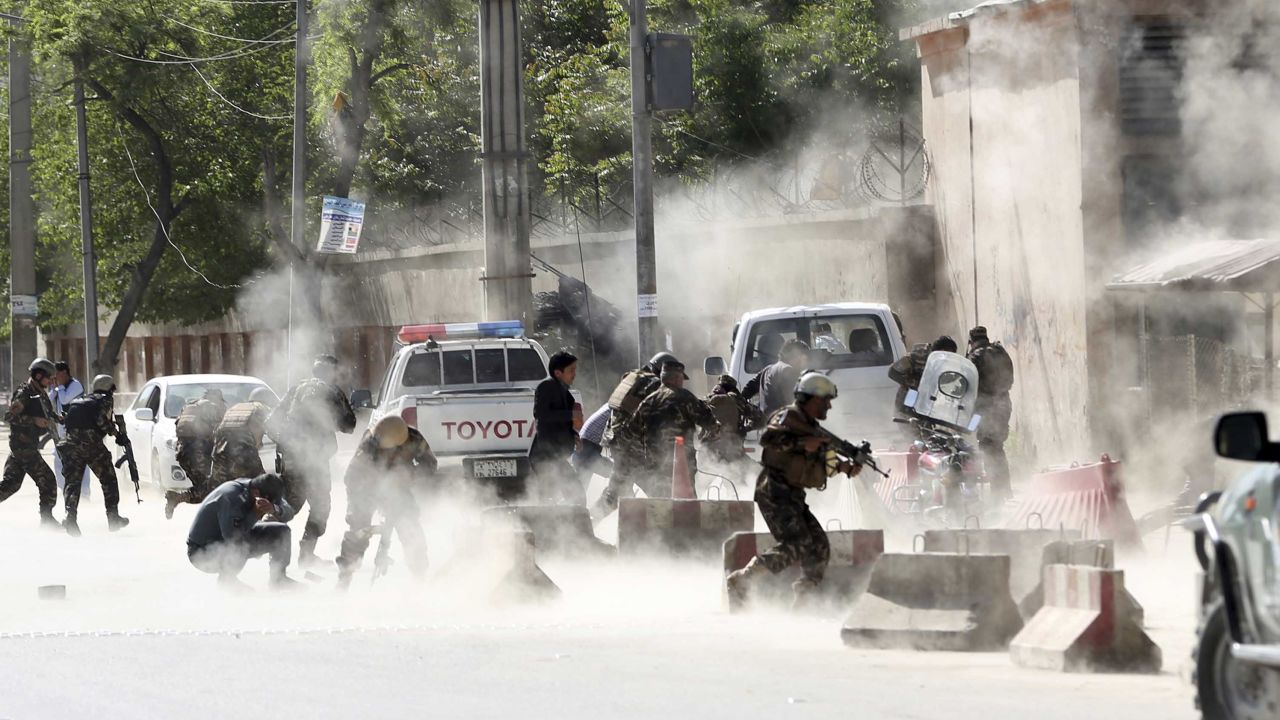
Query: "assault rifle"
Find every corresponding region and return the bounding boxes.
[113,414,142,503]
[778,412,889,478]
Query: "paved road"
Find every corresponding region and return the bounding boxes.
[0,438,1202,719]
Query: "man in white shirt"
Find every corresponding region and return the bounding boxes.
[51,361,91,498]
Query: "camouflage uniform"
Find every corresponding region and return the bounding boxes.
[57,391,126,524]
[887,343,930,417]
[703,383,764,462]
[270,378,357,558]
[967,329,1014,498]
[337,427,438,583]
[0,379,59,521]
[596,368,661,514]
[621,384,721,498]
[169,396,227,508]
[211,401,272,487]
[753,404,832,585]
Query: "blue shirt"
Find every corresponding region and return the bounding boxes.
[50,378,85,441]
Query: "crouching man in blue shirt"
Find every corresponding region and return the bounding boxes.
[187,473,300,590]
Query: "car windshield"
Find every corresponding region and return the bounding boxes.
[744,314,894,373]
[164,382,271,418]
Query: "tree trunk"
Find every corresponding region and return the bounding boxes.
[87,77,183,377]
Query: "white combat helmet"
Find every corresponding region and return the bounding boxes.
[91,374,116,393]
[794,372,838,400]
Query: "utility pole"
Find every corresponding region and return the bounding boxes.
[477,0,533,324]
[73,59,99,372]
[288,0,309,377]
[7,12,37,387]
[629,0,658,363]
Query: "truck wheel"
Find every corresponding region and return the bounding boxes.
[1195,600,1274,720]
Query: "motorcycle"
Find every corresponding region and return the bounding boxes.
[904,418,986,526]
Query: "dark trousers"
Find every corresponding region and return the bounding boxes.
[979,438,1010,497]
[0,445,57,514]
[188,522,291,579]
[58,441,121,516]
[282,454,333,551]
[571,440,613,481]
[529,437,586,504]
[755,476,830,584]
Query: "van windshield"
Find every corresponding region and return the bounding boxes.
[744,314,893,373]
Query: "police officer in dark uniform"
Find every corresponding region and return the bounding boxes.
[967,326,1015,501]
[57,374,131,536]
[0,358,61,526]
[269,354,357,567]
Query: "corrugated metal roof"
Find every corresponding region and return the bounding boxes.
[1109,239,1280,291]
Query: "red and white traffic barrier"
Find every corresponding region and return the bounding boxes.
[1007,455,1142,548]
[1010,564,1161,673]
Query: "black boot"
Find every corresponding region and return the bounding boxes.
[106,509,130,532]
[40,510,60,530]
[163,491,188,520]
[63,513,81,537]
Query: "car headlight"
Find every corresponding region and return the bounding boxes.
[171,467,187,482]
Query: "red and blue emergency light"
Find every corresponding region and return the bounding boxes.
[396,320,524,344]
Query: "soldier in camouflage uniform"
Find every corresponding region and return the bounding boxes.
[165,389,228,518]
[967,326,1015,500]
[336,416,438,588]
[269,355,357,567]
[57,374,131,536]
[0,358,61,527]
[591,352,673,519]
[887,335,957,420]
[621,361,721,498]
[703,374,764,463]
[211,388,276,487]
[726,372,862,608]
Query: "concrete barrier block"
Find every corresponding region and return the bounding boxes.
[923,529,1080,617]
[841,553,1024,651]
[619,498,754,558]
[439,529,561,604]
[723,530,884,612]
[1011,564,1161,673]
[483,505,615,558]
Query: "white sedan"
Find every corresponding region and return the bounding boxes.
[120,374,278,491]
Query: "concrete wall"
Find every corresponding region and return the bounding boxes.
[916,1,1094,465]
[45,207,939,406]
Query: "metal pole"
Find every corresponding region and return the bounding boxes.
[629,0,658,363]
[289,0,309,372]
[1266,292,1274,398]
[8,16,37,387]
[74,67,99,372]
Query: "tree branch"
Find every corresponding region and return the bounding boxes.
[370,62,413,86]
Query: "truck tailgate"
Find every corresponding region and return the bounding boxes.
[408,391,536,456]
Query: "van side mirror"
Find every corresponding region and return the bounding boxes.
[350,389,374,409]
[1215,412,1274,461]
[134,408,154,423]
[704,356,726,376]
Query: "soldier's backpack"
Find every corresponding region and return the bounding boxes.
[63,395,103,431]
[706,394,742,433]
[972,342,1015,394]
[608,369,660,416]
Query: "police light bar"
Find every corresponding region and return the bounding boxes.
[397,320,524,344]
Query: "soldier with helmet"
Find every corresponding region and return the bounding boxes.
[966,326,1015,500]
[269,354,357,567]
[703,374,764,463]
[0,358,62,526]
[57,374,131,536]
[593,351,678,517]
[621,360,721,497]
[335,415,438,588]
[210,387,277,487]
[726,372,863,607]
[164,388,229,518]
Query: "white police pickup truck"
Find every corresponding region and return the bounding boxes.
[360,321,580,494]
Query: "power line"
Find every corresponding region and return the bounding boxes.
[189,62,291,120]
[104,22,295,65]
[114,123,241,291]
[656,117,759,162]
[165,16,294,45]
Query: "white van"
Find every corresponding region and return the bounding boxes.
[703,302,907,447]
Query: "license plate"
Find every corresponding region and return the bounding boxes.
[472,458,518,478]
